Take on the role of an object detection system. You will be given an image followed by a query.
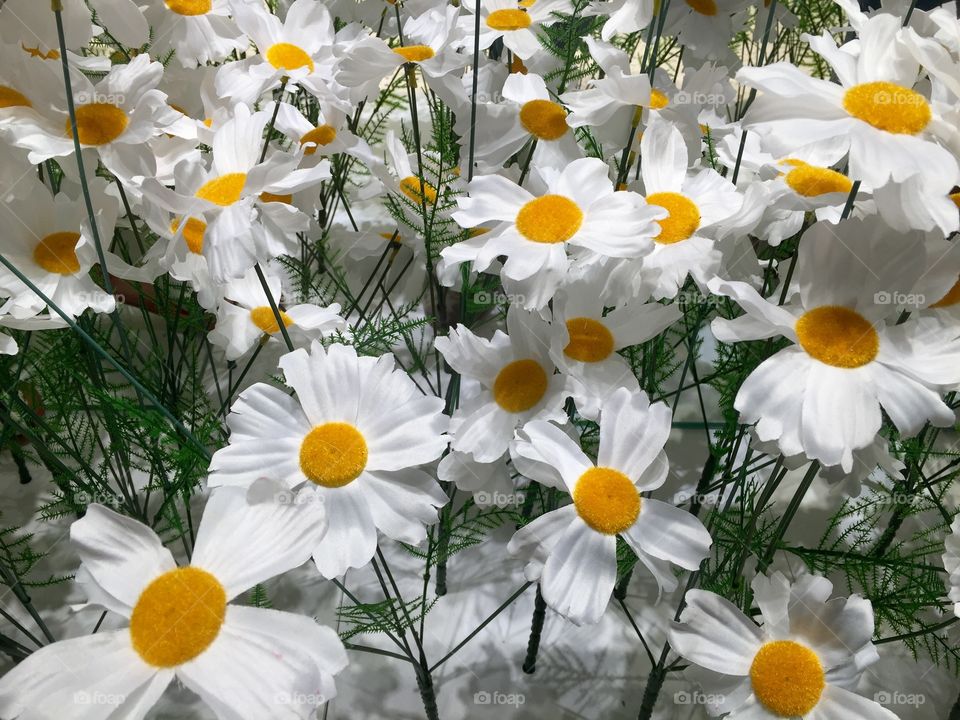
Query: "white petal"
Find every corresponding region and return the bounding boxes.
[809,684,899,720]
[311,483,378,578]
[597,389,672,487]
[624,498,711,570]
[540,521,617,625]
[669,590,764,675]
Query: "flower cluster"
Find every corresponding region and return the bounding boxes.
[0,0,959,717]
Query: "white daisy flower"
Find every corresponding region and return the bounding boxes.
[436,305,568,463]
[670,572,897,720]
[0,489,347,719]
[709,216,960,472]
[550,279,681,419]
[631,117,743,299]
[0,177,153,319]
[461,0,573,60]
[661,0,751,61]
[272,101,381,170]
[2,54,178,182]
[737,9,959,189]
[144,0,247,67]
[209,265,345,361]
[208,342,450,579]
[440,157,662,310]
[216,0,346,108]
[140,104,330,282]
[508,388,712,625]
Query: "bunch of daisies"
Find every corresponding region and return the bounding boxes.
[1,0,960,717]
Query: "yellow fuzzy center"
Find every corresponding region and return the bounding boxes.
[300,422,368,487]
[300,125,337,155]
[564,317,614,362]
[129,567,227,668]
[170,217,206,254]
[649,89,669,109]
[842,82,931,135]
[249,306,294,333]
[515,195,583,244]
[647,192,700,244]
[686,0,718,14]
[931,276,960,308]
[0,85,31,108]
[750,640,825,717]
[266,42,314,73]
[400,176,438,204]
[519,99,569,141]
[493,358,548,413]
[165,0,211,15]
[33,232,81,275]
[780,159,853,197]
[573,467,640,535]
[67,104,128,146]
[195,172,247,206]
[795,306,879,368]
[487,8,532,30]
[394,45,435,63]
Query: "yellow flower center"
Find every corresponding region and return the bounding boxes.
[21,44,59,60]
[646,192,700,244]
[0,85,31,109]
[165,0,211,15]
[750,640,825,717]
[394,45,435,63]
[649,89,669,109]
[300,125,337,155]
[266,42,315,73]
[931,276,960,308]
[170,217,206,254]
[129,567,227,668]
[780,159,852,197]
[249,306,294,333]
[515,195,583,244]
[842,82,931,135]
[486,8,532,30]
[519,99,569,141]
[399,176,438,204]
[686,0,718,14]
[195,172,247,206]
[795,306,879,368]
[519,0,536,6]
[259,191,293,204]
[573,467,640,535]
[564,317,614,362]
[493,358,548,413]
[300,422,368,488]
[67,104,128,146]
[33,232,81,275]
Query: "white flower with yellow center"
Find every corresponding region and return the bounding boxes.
[145,0,246,67]
[0,490,347,719]
[737,9,959,189]
[216,0,346,108]
[0,177,154,319]
[508,388,712,625]
[709,216,960,472]
[436,305,568,463]
[210,265,345,361]
[661,0,752,62]
[462,0,573,60]
[209,342,450,579]
[0,44,64,122]
[2,55,178,182]
[336,5,468,90]
[634,118,743,299]
[461,72,583,173]
[140,104,331,282]
[272,101,381,171]
[550,279,681,419]
[670,572,897,720]
[440,158,662,310]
